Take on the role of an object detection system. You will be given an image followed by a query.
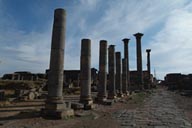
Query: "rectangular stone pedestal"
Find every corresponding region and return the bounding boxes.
[42,101,74,119]
[80,100,94,110]
[42,108,74,119]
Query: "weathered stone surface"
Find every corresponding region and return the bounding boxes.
[113,89,192,127]
[108,45,117,99]
[97,40,108,102]
[47,8,66,100]
[122,58,128,94]
[134,33,144,90]
[80,39,93,109]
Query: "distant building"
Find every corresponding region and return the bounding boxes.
[46,68,98,88]
[2,71,46,81]
[164,73,192,90]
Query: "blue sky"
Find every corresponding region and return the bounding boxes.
[0,0,192,79]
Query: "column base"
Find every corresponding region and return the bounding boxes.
[117,93,124,98]
[42,98,74,119]
[80,96,94,110]
[108,93,117,99]
[96,94,107,103]
[123,91,129,96]
[42,108,74,119]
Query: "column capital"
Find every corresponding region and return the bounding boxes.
[133,32,144,38]
[146,49,151,53]
[115,51,121,54]
[122,38,130,43]
[109,45,115,48]
[100,40,107,43]
[82,38,91,42]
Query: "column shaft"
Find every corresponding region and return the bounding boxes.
[108,45,116,99]
[80,39,92,104]
[47,9,66,100]
[122,39,130,90]
[115,52,123,96]
[146,49,151,88]
[97,40,107,101]
[122,58,128,94]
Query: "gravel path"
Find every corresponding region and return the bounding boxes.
[113,88,192,128]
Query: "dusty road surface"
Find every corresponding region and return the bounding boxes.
[113,88,192,128]
[0,88,192,128]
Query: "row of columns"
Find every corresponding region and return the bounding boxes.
[44,8,152,118]
[79,35,152,105]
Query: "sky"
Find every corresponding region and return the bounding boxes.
[0,0,192,80]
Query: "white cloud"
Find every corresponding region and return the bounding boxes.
[148,2,192,79]
[0,29,52,75]
[1,0,192,80]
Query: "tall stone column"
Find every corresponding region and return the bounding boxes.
[122,38,130,90]
[108,45,116,99]
[122,58,128,94]
[115,52,123,97]
[97,40,107,102]
[146,49,151,88]
[134,33,144,90]
[44,8,73,119]
[80,39,93,109]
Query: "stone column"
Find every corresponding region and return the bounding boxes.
[122,38,130,90]
[12,74,15,80]
[44,8,73,119]
[115,52,123,97]
[122,58,128,94]
[17,74,21,80]
[134,33,144,90]
[146,49,151,88]
[31,75,34,81]
[80,39,93,109]
[108,45,116,99]
[97,40,107,102]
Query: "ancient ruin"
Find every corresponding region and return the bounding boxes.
[1,1,192,127]
[2,72,43,81]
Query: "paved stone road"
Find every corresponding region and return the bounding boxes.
[113,89,192,128]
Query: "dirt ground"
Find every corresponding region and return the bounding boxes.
[0,92,146,128]
[0,87,192,128]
